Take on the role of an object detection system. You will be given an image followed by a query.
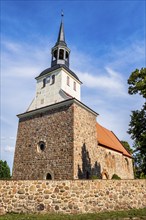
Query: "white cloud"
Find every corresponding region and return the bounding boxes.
[107,40,145,71]
[76,67,126,96]
[1,39,50,79]
[2,40,21,53]
[0,116,14,126]
[71,40,145,76]
[4,146,14,153]
[0,136,15,141]
[3,66,39,78]
[9,137,15,140]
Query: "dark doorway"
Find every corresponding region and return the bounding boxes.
[86,171,90,179]
[46,173,52,180]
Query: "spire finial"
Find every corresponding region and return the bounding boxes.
[61,10,64,17]
[56,10,66,44]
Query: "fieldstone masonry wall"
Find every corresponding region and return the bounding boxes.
[13,104,74,180]
[0,180,146,215]
[73,103,134,180]
[13,100,134,180]
[73,103,99,179]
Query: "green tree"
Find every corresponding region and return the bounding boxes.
[0,160,11,179]
[128,68,146,98]
[127,67,146,178]
[121,140,133,154]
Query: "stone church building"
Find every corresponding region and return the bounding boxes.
[12,18,134,180]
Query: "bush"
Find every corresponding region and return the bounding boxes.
[0,160,11,179]
[111,174,121,180]
[140,172,146,179]
[91,175,99,179]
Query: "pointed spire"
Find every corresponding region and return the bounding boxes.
[51,12,70,68]
[56,11,67,46]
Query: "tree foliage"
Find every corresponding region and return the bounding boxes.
[127,67,146,178]
[128,68,146,98]
[0,160,11,179]
[128,106,146,152]
[121,140,133,154]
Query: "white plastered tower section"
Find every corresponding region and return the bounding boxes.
[27,17,82,112]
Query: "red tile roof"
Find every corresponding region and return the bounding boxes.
[96,122,132,158]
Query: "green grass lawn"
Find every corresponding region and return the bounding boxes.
[0,208,146,220]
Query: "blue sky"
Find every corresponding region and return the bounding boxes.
[1,0,146,172]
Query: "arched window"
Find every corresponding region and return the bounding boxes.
[51,75,55,84]
[53,50,57,60]
[102,170,109,179]
[66,51,69,59]
[74,81,76,91]
[67,76,70,86]
[59,49,64,59]
[38,141,45,151]
[125,158,129,166]
[42,78,46,88]
[46,173,52,180]
[102,173,108,179]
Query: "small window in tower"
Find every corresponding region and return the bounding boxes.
[38,141,45,152]
[53,50,57,60]
[51,75,55,85]
[42,78,46,88]
[59,49,64,60]
[74,81,76,91]
[46,76,50,83]
[66,51,69,59]
[67,76,70,86]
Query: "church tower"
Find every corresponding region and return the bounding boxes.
[13,16,98,180]
[28,15,82,111]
